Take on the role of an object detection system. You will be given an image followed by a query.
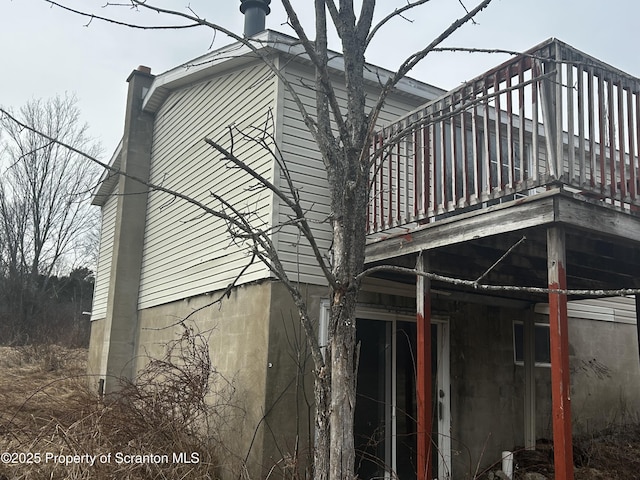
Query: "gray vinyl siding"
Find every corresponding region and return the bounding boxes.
[91,185,118,320]
[536,296,637,324]
[567,296,637,324]
[138,62,277,309]
[276,62,435,285]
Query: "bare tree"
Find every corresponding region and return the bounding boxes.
[15,1,501,478]
[0,95,101,341]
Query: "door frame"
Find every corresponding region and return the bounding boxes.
[320,303,451,479]
[433,318,451,480]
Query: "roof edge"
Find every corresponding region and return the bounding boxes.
[91,138,122,206]
[141,29,444,114]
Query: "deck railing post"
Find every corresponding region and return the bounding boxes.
[539,43,561,180]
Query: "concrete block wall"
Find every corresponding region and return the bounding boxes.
[568,317,640,433]
[89,279,326,480]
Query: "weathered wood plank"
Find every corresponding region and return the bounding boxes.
[483,80,492,197]
[365,192,559,263]
[554,43,564,181]
[471,100,481,201]
[494,73,504,189]
[607,80,617,197]
[567,64,575,182]
[506,72,515,187]
[598,75,607,193]
[518,61,526,184]
[617,84,627,198]
[577,65,586,186]
[532,63,540,182]
[555,196,640,243]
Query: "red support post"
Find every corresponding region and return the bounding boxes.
[416,253,433,480]
[547,226,574,480]
[635,295,640,369]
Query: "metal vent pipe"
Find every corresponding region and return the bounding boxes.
[239,0,271,37]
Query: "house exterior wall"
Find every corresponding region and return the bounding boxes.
[353,283,639,478]
[86,317,105,380]
[87,47,438,475]
[447,300,640,477]
[91,184,118,320]
[137,60,278,310]
[275,61,437,285]
[568,314,640,432]
[448,302,552,477]
[263,281,327,477]
[97,68,155,393]
[111,279,325,480]
[537,296,637,324]
[134,280,273,479]
[87,35,640,480]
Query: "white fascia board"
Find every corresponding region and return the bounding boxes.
[141,30,444,114]
[91,137,123,206]
[142,36,267,113]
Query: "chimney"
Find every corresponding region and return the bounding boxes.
[239,0,271,37]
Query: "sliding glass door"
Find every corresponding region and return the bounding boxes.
[354,316,450,480]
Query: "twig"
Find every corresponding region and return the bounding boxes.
[474,235,526,285]
[365,0,433,47]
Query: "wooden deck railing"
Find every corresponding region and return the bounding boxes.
[367,38,640,234]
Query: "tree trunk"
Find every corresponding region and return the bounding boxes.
[324,152,369,478]
[314,365,331,480]
[328,291,358,479]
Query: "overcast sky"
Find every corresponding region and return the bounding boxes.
[2,0,640,156]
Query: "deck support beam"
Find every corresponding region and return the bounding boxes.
[547,226,574,480]
[416,253,433,480]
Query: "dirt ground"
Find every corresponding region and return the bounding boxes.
[1,345,639,480]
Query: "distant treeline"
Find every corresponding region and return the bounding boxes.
[0,267,94,346]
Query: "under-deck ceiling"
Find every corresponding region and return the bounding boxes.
[365,192,640,303]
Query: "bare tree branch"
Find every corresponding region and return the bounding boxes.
[44,0,324,145]
[1,103,329,375]
[363,0,494,167]
[204,129,336,290]
[365,0,433,47]
[280,0,348,158]
[475,235,527,284]
[44,0,200,30]
[356,0,376,45]
[357,264,640,297]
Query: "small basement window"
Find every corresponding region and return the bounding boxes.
[513,321,551,367]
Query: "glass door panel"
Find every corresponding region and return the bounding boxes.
[355,319,391,479]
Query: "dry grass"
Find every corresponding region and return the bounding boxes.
[0,331,226,480]
[572,425,640,480]
[504,425,640,480]
[0,345,87,432]
[8,341,639,480]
